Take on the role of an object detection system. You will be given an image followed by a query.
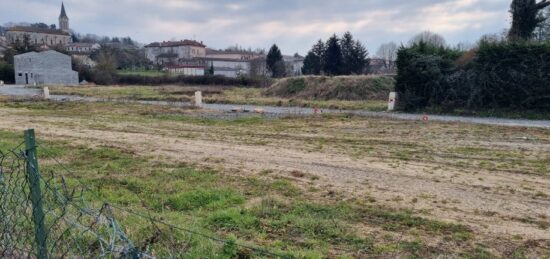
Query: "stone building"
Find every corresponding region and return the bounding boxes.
[14,50,78,86]
[66,42,101,54]
[5,3,72,47]
[144,40,206,65]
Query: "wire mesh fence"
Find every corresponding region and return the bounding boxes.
[0,129,288,258]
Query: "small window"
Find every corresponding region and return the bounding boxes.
[18,73,22,77]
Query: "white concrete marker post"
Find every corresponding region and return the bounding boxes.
[43,87,50,100]
[195,91,203,108]
[388,92,397,111]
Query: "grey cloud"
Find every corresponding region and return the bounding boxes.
[1,0,511,54]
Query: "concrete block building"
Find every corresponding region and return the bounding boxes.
[14,50,78,85]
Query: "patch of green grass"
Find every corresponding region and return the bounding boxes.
[271,179,301,197]
[286,78,307,94]
[167,188,245,211]
[206,208,260,231]
[0,130,24,150]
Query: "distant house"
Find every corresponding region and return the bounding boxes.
[201,49,265,78]
[144,40,206,65]
[144,40,207,76]
[14,50,78,85]
[66,42,100,54]
[283,54,304,76]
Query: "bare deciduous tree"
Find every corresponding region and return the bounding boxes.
[376,42,398,69]
[408,31,447,47]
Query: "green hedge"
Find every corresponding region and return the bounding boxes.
[395,41,550,112]
[470,41,550,110]
[394,42,462,111]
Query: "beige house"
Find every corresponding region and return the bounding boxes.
[66,42,101,54]
[5,3,72,47]
[144,40,206,65]
[6,27,71,47]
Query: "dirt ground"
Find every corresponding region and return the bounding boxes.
[0,103,549,253]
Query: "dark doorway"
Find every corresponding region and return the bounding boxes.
[25,73,29,84]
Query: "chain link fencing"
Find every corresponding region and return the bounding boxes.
[0,129,288,258]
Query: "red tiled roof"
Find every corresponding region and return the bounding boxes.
[7,26,70,36]
[145,40,205,48]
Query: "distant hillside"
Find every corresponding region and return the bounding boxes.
[265,75,395,101]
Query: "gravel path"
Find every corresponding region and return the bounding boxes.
[2,85,550,128]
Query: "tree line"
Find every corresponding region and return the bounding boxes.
[301,32,369,76]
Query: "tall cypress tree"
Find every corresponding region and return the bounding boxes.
[341,32,355,75]
[312,40,325,73]
[302,51,321,75]
[323,34,344,76]
[266,44,285,78]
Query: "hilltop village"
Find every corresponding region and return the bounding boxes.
[0,3,309,83]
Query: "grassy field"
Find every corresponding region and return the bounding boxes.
[0,99,549,257]
[50,85,388,111]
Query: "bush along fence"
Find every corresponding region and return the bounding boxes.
[0,129,289,258]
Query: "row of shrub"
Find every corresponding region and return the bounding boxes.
[395,41,550,112]
[115,74,266,87]
[74,64,270,87]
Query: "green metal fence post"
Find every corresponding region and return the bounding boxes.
[24,129,48,259]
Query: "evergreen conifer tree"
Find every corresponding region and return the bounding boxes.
[323,34,344,76]
[266,44,285,78]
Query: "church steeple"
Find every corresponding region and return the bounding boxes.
[59,2,69,33]
[59,2,68,19]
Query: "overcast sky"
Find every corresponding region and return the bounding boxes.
[1,0,511,55]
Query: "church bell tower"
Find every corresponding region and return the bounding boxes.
[59,2,69,33]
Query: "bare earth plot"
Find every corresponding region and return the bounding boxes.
[0,101,549,257]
